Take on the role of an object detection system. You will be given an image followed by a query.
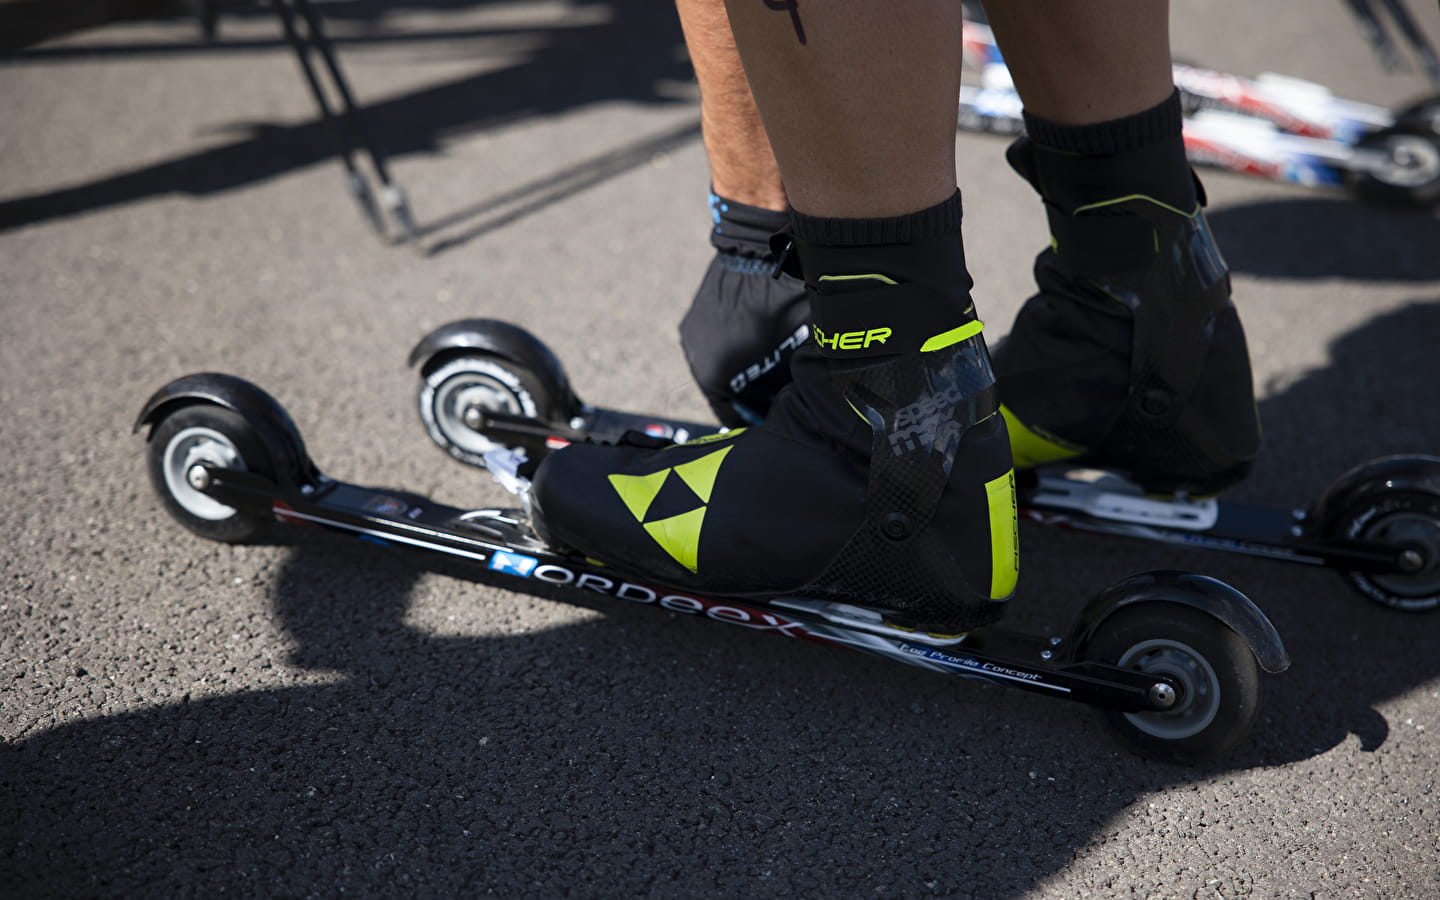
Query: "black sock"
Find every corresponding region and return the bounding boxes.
[787,191,974,298]
[1019,90,1197,212]
[708,192,790,258]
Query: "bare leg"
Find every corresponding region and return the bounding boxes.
[675,0,787,211]
[674,0,809,427]
[692,0,1185,212]
[721,0,966,218]
[980,1,1174,125]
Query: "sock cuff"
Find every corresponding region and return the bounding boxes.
[709,191,790,257]
[789,190,963,246]
[1023,89,1183,156]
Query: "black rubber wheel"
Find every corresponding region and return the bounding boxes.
[1327,490,1440,612]
[1085,603,1259,764]
[1346,127,1440,210]
[418,353,557,468]
[146,404,275,543]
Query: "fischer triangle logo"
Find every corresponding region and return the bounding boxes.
[607,445,733,573]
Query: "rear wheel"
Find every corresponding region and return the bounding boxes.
[146,404,275,543]
[1085,603,1259,764]
[418,354,558,467]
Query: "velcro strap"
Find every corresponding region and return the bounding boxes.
[810,281,977,358]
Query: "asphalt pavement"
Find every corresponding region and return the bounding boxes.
[3,1,1439,897]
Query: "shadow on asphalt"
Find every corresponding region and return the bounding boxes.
[7,295,1440,895]
[0,0,692,236]
[417,117,702,256]
[1208,196,1440,282]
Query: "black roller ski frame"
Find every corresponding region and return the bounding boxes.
[138,371,1288,763]
[408,318,1440,614]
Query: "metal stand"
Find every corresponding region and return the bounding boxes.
[1342,0,1440,90]
[268,0,418,243]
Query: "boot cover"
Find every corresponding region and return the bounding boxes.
[532,274,1018,635]
[994,138,1261,496]
[679,250,810,427]
[680,193,810,427]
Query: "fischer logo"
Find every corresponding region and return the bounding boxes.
[487,551,808,636]
[813,324,893,352]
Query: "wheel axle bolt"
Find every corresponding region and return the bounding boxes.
[1399,549,1425,573]
[187,465,211,491]
[1148,682,1177,709]
[463,407,484,430]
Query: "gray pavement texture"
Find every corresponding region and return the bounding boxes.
[3,1,1440,897]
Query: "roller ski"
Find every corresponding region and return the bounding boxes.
[959,8,1440,211]
[139,370,1286,763]
[407,316,1440,614]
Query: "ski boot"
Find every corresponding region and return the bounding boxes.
[992,107,1261,497]
[532,195,1018,635]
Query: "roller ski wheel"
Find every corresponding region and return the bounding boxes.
[146,404,276,543]
[411,320,577,467]
[418,355,558,466]
[1083,603,1259,764]
[410,319,721,469]
[1313,456,1440,612]
[1334,492,1440,611]
[1346,126,1440,210]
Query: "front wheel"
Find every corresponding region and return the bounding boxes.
[1347,127,1440,210]
[146,404,275,543]
[1327,490,1440,612]
[1084,603,1260,764]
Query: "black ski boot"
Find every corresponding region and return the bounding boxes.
[532,195,1017,635]
[993,98,1261,496]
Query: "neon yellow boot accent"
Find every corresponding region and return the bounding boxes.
[672,428,745,449]
[816,273,898,285]
[1000,404,1085,469]
[920,320,984,353]
[643,507,708,573]
[984,468,1019,600]
[607,445,738,574]
[673,445,732,504]
[607,469,669,522]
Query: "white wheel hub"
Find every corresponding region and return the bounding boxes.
[163,426,245,521]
